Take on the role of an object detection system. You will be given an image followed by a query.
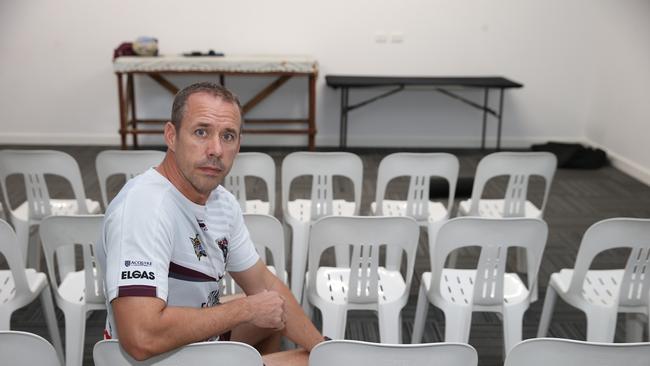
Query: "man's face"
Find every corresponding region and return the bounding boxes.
[169,92,241,197]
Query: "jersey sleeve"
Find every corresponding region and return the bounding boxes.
[225,199,259,272]
[102,188,174,303]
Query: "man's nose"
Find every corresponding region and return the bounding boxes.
[206,136,223,157]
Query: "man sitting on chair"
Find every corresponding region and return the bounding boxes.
[97,82,324,366]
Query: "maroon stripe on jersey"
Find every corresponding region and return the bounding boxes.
[169,262,216,282]
[118,285,156,297]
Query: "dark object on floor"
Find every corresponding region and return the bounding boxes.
[531,142,608,169]
[430,176,474,199]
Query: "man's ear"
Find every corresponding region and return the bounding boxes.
[163,122,176,152]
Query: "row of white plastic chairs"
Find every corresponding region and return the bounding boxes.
[3,212,648,366]
[222,150,557,304]
[2,330,650,366]
[0,149,557,299]
[2,149,648,364]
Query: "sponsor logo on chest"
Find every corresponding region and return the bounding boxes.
[121,270,155,280]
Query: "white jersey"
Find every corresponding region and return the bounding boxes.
[97,168,259,339]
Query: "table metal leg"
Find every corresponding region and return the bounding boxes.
[340,88,349,149]
[308,74,316,151]
[497,88,504,151]
[481,88,489,150]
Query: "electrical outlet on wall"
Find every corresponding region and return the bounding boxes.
[390,32,404,43]
[375,31,388,43]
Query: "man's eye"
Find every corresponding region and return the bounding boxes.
[194,129,207,137]
[223,132,237,142]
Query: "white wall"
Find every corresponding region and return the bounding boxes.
[0,1,648,180]
[583,1,650,184]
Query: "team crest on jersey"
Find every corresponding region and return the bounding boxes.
[196,218,208,232]
[207,289,220,307]
[190,234,207,261]
[216,237,229,261]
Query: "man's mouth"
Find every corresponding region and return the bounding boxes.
[198,166,222,175]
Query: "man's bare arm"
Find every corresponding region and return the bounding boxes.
[112,289,284,360]
[231,260,324,351]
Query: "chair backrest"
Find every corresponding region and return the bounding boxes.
[93,339,264,366]
[468,152,557,217]
[243,213,286,282]
[39,215,105,304]
[310,339,478,366]
[0,149,90,220]
[375,152,459,221]
[96,150,165,209]
[223,152,276,215]
[307,216,419,305]
[221,214,287,295]
[0,219,31,307]
[428,217,548,306]
[567,217,650,308]
[281,152,363,221]
[504,338,650,366]
[0,330,61,366]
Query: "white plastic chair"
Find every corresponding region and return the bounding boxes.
[93,339,264,366]
[304,216,419,343]
[456,151,556,272]
[221,213,287,295]
[281,152,363,301]
[95,150,165,209]
[310,339,478,366]
[223,152,276,215]
[504,338,650,366]
[537,218,650,342]
[371,152,459,226]
[411,217,548,354]
[370,153,459,268]
[40,215,106,366]
[0,220,64,364]
[0,149,101,268]
[0,330,62,366]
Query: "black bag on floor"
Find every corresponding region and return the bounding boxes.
[531,142,608,169]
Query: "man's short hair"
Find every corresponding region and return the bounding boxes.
[171,82,243,129]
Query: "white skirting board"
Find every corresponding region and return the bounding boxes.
[586,139,650,187]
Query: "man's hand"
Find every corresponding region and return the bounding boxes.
[244,290,287,330]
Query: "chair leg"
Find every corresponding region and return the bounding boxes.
[289,224,309,302]
[537,286,557,337]
[0,308,11,329]
[320,305,347,340]
[411,282,429,343]
[13,220,30,266]
[625,313,645,342]
[442,306,472,343]
[63,308,87,366]
[585,308,616,342]
[502,303,526,355]
[378,305,402,344]
[40,286,64,365]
